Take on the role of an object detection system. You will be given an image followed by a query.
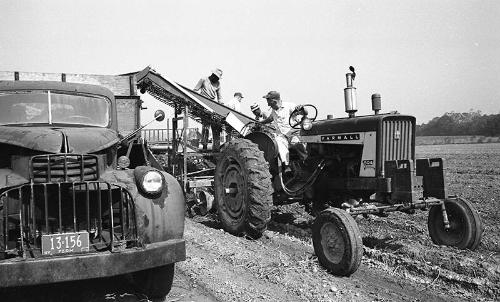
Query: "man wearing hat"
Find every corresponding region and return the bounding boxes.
[225,92,244,112]
[260,90,307,169]
[250,103,263,120]
[194,68,223,151]
[194,68,223,102]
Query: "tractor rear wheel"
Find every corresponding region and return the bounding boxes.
[312,208,363,276]
[428,197,483,250]
[215,138,273,239]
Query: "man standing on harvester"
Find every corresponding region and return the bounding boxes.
[194,68,223,151]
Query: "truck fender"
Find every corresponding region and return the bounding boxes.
[100,169,185,244]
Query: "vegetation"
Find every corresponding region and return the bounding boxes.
[416,110,500,136]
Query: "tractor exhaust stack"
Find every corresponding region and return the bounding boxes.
[371,93,381,115]
[344,66,357,118]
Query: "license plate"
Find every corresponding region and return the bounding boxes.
[41,231,90,255]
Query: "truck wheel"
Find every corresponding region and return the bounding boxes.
[312,208,363,276]
[428,197,483,250]
[215,138,273,239]
[131,264,174,298]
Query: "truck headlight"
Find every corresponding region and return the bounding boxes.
[302,118,313,130]
[134,167,165,196]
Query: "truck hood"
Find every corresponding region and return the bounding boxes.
[0,126,119,153]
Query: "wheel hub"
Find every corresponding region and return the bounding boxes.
[320,222,345,264]
[436,212,464,244]
[221,163,245,220]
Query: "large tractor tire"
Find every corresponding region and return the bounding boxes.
[312,208,363,276]
[215,138,274,239]
[428,197,483,250]
[131,264,174,299]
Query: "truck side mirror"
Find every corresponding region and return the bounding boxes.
[154,110,165,122]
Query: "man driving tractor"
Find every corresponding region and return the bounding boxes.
[260,90,308,171]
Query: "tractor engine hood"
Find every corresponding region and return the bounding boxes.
[0,126,119,153]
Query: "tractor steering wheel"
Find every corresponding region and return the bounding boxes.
[289,104,318,129]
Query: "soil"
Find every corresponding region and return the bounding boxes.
[169,143,499,302]
[2,143,498,301]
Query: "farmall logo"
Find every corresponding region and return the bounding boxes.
[321,133,360,142]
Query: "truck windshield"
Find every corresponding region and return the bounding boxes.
[0,90,110,127]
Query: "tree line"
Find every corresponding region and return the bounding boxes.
[416,110,500,137]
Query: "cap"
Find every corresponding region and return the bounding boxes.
[250,103,260,112]
[212,68,223,79]
[262,91,280,100]
[234,92,243,98]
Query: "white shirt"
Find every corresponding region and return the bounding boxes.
[225,97,241,111]
[269,101,298,136]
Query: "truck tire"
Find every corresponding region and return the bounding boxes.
[428,197,483,250]
[215,138,273,239]
[131,264,174,299]
[312,208,363,276]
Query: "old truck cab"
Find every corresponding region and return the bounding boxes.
[0,81,185,298]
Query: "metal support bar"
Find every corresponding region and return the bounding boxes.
[108,183,114,251]
[140,137,150,166]
[346,198,444,216]
[172,109,178,156]
[183,105,189,191]
[440,202,451,230]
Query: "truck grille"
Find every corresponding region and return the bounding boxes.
[30,154,99,183]
[382,119,414,162]
[0,181,138,258]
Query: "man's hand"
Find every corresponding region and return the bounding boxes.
[294,105,308,115]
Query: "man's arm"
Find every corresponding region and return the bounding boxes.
[216,85,222,103]
[193,78,204,91]
[260,112,274,124]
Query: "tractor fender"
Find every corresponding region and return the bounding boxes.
[245,131,279,164]
[100,168,185,244]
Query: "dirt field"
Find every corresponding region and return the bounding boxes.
[168,142,499,302]
[3,143,498,302]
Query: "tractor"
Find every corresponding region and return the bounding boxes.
[213,67,483,276]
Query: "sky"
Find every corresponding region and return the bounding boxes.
[1,0,499,125]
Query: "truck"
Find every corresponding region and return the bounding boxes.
[0,76,185,298]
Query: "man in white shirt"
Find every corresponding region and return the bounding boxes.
[260,91,306,169]
[225,92,243,112]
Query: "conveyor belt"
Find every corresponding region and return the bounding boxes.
[134,67,255,128]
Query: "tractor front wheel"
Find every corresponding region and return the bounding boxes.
[215,138,274,239]
[428,197,483,250]
[312,208,363,276]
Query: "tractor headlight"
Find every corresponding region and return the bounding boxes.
[134,167,165,196]
[302,118,313,130]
